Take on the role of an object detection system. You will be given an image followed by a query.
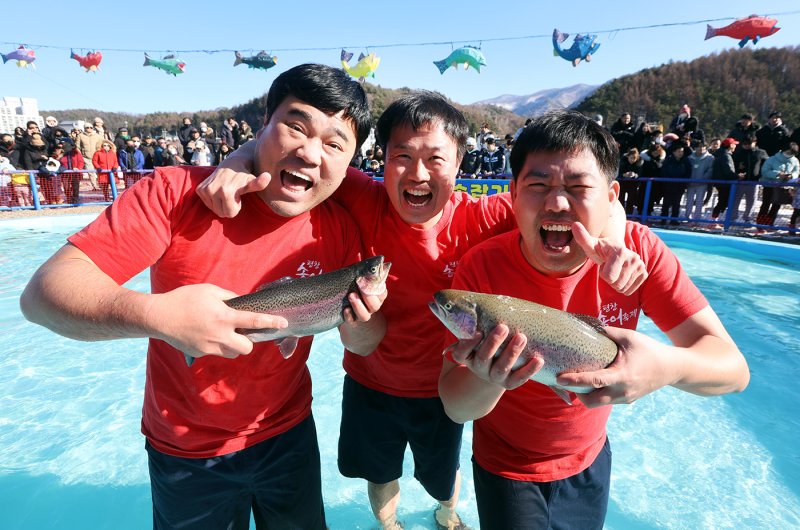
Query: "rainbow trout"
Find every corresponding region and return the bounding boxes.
[185,256,391,366]
[429,289,618,403]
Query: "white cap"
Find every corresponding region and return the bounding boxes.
[466,137,477,147]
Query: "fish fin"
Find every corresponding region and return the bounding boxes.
[550,386,574,405]
[585,53,592,62]
[571,313,606,334]
[256,51,268,57]
[234,51,242,66]
[572,58,581,67]
[341,49,353,63]
[553,48,560,57]
[738,37,750,48]
[358,52,366,62]
[143,53,151,67]
[705,24,717,40]
[753,35,761,45]
[433,59,449,75]
[184,352,194,367]
[163,54,175,60]
[277,336,299,359]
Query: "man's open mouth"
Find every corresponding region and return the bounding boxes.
[540,223,573,251]
[281,170,313,192]
[403,189,432,208]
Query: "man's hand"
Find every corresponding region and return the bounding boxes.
[196,141,266,218]
[572,222,648,295]
[448,324,543,390]
[338,281,389,356]
[556,326,677,408]
[146,283,288,362]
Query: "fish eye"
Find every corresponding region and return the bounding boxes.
[444,302,453,310]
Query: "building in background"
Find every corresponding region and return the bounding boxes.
[0,96,43,133]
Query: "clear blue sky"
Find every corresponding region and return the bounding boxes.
[2,1,798,115]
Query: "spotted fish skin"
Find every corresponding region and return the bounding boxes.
[228,255,390,342]
[429,289,617,399]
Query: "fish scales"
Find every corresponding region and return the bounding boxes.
[430,290,617,398]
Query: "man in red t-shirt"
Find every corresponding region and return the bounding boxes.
[196,93,647,530]
[20,64,386,530]
[438,110,750,530]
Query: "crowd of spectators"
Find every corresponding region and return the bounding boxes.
[0,115,254,207]
[605,106,799,231]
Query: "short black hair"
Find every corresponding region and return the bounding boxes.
[265,63,372,151]
[510,110,619,184]
[375,90,469,161]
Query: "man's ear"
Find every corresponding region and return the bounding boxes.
[608,180,620,203]
[510,178,517,201]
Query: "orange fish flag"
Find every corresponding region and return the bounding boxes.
[705,15,780,48]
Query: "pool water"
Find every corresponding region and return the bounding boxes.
[1,217,799,530]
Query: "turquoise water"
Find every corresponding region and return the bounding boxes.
[1,217,799,530]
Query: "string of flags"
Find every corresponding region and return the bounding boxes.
[0,13,790,78]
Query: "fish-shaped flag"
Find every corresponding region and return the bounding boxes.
[2,45,36,68]
[340,49,380,82]
[433,46,486,74]
[143,53,186,76]
[705,15,780,48]
[70,50,103,73]
[234,51,278,71]
[552,29,600,67]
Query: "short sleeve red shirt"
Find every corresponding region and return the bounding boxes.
[68,166,362,458]
[449,222,708,481]
[336,169,515,397]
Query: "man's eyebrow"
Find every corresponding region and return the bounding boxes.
[286,108,352,143]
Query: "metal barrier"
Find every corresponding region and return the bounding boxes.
[0,169,155,210]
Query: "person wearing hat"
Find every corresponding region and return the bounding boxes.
[92,140,121,201]
[459,137,480,177]
[670,104,698,137]
[709,137,739,224]
[114,127,130,153]
[478,135,506,178]
[93,118,114,142]
[42,116,68,152]
[727,113,759,144]
[755,111,790,156]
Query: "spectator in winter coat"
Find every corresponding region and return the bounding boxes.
[459,137,481,177]
[731,134,768,222]
[757,141,800,227]
[610,113,635,153]
[178,117,194,150]
[119,138,145,189]
[220,117,238,147]
[617,147,644,214]
[710,138,739,223]
[686,141,714,222]
[59,140,85,204]
[727,114,760,144]
[756,111,791,156]
[235,120,254,147]
[640,143,666,215]
[478,136,505,177]
[92,141,120,201]
[670,104,698,137]
[660,142,692,224]
[190,140,214,167]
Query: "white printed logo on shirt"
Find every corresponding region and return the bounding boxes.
[296,260,323,278]
[443,261,459,278]
[597,301,639,327]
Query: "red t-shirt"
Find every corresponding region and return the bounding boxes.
[449,222,708,481]
[68,166,362,458]
[336,168,515,397]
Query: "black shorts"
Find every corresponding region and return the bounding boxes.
[337,375,464,501]
[146,414,326,530]
[473,437,612,530]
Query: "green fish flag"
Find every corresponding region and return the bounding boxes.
[433,46,487,74]
[143,53,186,76]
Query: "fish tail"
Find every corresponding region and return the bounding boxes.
[69,49,77,60]
[433,59,449,74]
[553,28,568,44]
[143,53,152,67]
[340,49,353,63]
[234,51,243,66]
[705,24,717,40]
[0,54,8,64]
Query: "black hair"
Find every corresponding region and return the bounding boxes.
[265,63,372,151]
[375,90,469,161]
[510,110,619,184]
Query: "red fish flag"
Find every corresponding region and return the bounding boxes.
[70,50,103,72]
[705,15,780,48]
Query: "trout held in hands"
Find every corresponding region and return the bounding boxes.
[429,289,617,403]
[185,256,391,366]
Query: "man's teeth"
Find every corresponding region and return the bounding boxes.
[542,224,571,232]
[407,189,429,196]
[285,170,311,183]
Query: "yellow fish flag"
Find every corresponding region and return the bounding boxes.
[341,49,380,82]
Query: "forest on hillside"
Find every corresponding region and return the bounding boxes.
[575,46,800,138]
[46,46,800,143]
